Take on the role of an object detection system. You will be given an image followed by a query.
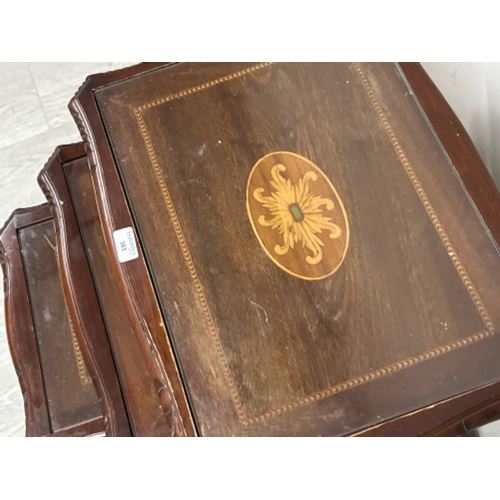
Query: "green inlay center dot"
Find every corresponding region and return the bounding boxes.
[289,203,304,222]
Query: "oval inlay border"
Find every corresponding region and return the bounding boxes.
[246,151,350,281]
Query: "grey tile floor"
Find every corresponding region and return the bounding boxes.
[0,63,499,437]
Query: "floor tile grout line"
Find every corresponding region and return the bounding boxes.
[27,64,51,131]
[0,121,80,157]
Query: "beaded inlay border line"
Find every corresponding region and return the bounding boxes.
[353,63,494,334]
[132,62,496,428]
[56,233,92,387]
[68,313,92,386]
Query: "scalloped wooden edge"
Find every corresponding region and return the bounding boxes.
[69,64,195,437]
[37,145,131,437]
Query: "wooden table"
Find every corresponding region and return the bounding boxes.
[0,204,105,436]
[38,144,170,436]
[5,62,500,436]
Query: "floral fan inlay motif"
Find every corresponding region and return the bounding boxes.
[253,163,342,265]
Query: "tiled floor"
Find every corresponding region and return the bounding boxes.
[0,63,499,437]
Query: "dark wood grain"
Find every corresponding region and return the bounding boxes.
[357,380,500,436]
[70,64,196,437]
[399,62,500,246]
[40,143,171,436]
[38,147,131,437]
[70,62,500,436]
[50,416,105,437]
[0,205,105,437]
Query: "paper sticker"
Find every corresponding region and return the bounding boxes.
[112,227,139,263]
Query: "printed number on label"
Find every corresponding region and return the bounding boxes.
[112,227,139,263]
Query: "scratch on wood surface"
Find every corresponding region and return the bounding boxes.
[43,234,56,252]
[250,300,269,323]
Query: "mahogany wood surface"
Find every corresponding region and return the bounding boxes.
[70,64,196,437]
[0,205,104,436]
[39,143,171,436]
[50,416,105,437]
[357,380,500,436]
[38,147,131,436]
[399,63,500,246]
[70,63,500,436]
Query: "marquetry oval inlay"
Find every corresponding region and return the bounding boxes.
[246,151,349,280]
